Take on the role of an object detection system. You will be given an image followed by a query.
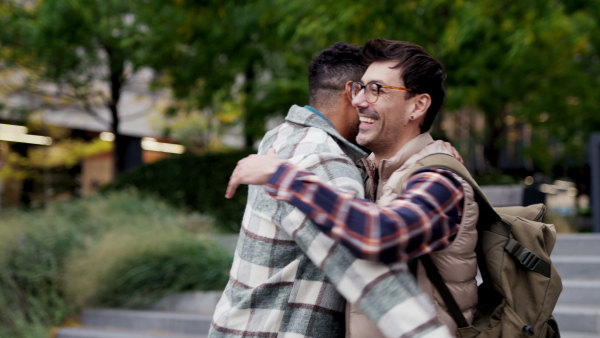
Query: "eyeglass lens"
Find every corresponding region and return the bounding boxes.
[352,82,379,103]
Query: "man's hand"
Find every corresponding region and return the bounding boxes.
[225,148,286,199]
[435,140,464,164]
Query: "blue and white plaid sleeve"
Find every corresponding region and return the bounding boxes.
[265,162,464,264]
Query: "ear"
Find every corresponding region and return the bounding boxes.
[344,81,354,103]
[411,93,431,121]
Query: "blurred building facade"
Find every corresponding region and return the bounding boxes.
[0,68,191,208]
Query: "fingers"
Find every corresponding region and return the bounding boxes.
[445,142,464,164]
[226,156,250,199]
[225,148,282,199]
[225,177,239,199]
[225,162,242,199]
[225,180,238,199]
[455,152,464,165]
[438,140,465,165]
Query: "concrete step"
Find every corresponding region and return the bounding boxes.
[56,327,206,338]
[148,291,221,314]
[553,305,600,335]
[559,332,600,338]
[553,234,600,256]
[80,309,212,335]
[537,235,600,336]
[557,279,600,306]
[552,256,600,279]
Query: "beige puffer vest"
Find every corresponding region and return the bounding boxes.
[347,133,479,337]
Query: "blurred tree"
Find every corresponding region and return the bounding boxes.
[0,0,160,175]
[136,0,309,148]
[2,0,598,174]
[435,0,598,172]
[141,0,600,172]
[277,0,599,172]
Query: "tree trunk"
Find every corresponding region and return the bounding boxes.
[483,109,506,170]
[105,45,126,176]
[110,105,125,176]
[243,64,255,149]
[12,143,32,208]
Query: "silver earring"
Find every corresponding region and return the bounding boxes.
[410,115,414,120]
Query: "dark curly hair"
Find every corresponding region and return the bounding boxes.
[308,42,368,108]
[362,38,446,133]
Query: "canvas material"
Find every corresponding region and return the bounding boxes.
[399,154,563,338]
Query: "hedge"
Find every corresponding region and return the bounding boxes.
[105,149,254,232]
[0,191,231,338]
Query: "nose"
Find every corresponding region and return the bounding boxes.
[351,89,369,108]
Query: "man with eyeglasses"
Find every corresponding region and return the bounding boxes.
[210,41,459,338]
[225,39,479,336]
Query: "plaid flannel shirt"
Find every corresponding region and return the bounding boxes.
[210,105,451,338]
[264,164,464,264]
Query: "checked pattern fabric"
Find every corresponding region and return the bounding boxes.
[209,105,451,338]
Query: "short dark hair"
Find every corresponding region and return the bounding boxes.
[362,38,446,133]
[308,42,368,108]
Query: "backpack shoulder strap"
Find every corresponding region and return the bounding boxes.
[399,153,502,229]
[420,255,469,328]
[406,154,555,276]
[400,154,494,329]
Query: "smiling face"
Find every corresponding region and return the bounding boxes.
[352,61,422,159]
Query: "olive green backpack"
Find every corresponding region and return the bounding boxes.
[402,154,563,338]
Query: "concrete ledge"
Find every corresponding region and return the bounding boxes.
[149,291,222,314]
[558,280,600,306]
[553,256,600,279]
[559,332,600,338]
[554,234,600,256]
[480,185,524,207]
[56,327,205,338]
[82,309,212,335]
[554,305,600,334]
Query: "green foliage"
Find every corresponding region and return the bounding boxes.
[65,229,231,308]
[0,0,169,174]
[0,191,231,337]
[138,1,310,146]
[105,149,254,232]
[3,0,600,173]
[141,0,600,172]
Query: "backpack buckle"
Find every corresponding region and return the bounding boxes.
[517,250,541,271]
[505,239,542,272]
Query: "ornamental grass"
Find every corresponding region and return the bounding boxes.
[0,191,232,338]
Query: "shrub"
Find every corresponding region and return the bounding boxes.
[0,191,231,338]
[104,149,254,232]
[64,228,232,308]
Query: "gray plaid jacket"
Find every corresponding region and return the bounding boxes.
[209,105,451,338]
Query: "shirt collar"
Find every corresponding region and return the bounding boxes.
[304,105,335,128]
[285,105,368,162]
[367,132,435,180]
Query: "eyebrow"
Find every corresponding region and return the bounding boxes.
[363,79,387,85]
